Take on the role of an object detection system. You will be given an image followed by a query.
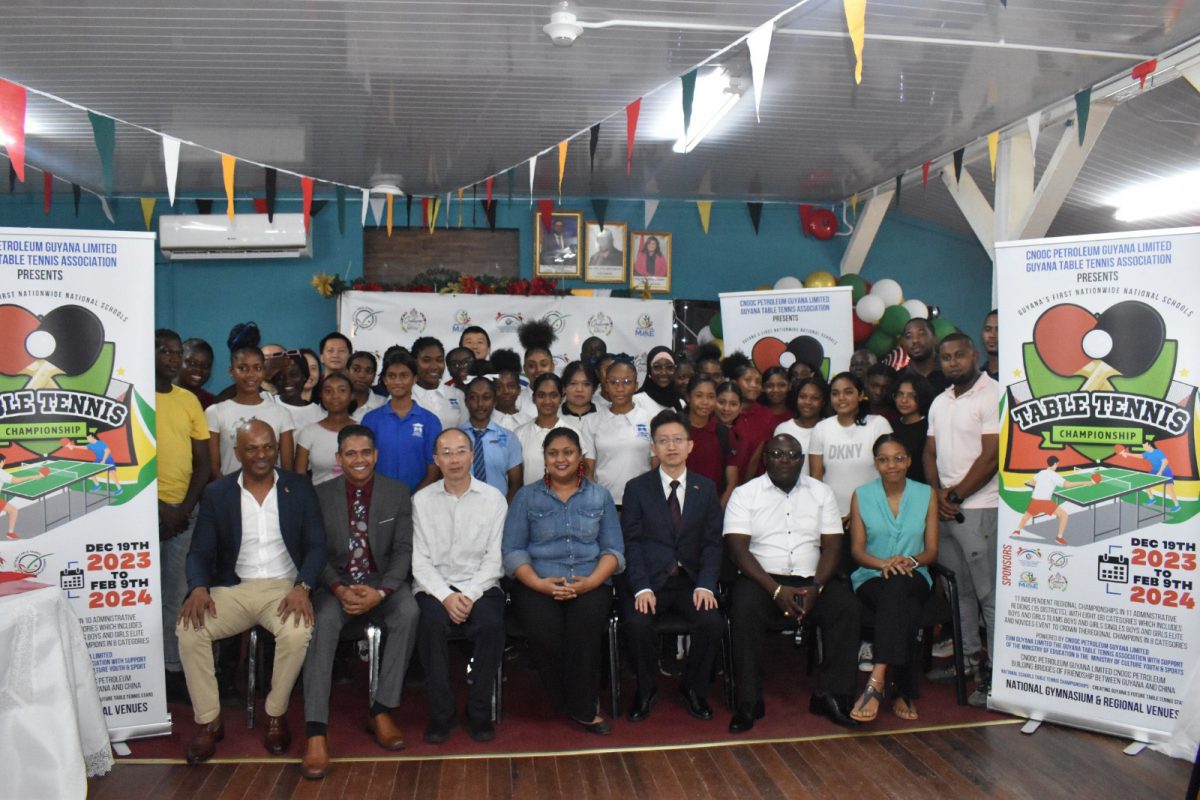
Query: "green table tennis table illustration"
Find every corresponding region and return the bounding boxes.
[1052,467,1170,542]
[2,460,116,532]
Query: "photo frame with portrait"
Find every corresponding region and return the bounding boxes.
[583,221,627,283]
[629,231,672,293]
[534,211,583,278]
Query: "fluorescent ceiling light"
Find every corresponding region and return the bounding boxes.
[1109,168,1200,222]
[673,68,744,154]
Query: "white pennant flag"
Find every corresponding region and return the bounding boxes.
[1026,112,1040,155]
[361,189,370,226]
[446,192,452,228]
[529,155,537,206]
[162,136,180,206]
[747,21,774,122]
[369,197,385,227]
[644,199,659,227]
[99,196,115,223]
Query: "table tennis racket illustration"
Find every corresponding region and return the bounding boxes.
[0,305,106,389]
[1032,301,1164,391]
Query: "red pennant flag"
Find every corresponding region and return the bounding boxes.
[252,198,268,214]
[797,204,813,237]
[486,176,493,204]
[626,99,641,175]
[301,177,314,230]
[43,171,53,214]
[922,161,931,188]
[538,198,555,230]
[421,197,430,228]
[0,80,27,182]
[1131,58,1157,89]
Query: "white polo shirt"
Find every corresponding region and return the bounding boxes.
[580,404,657,504]
[723,473,842,577]
[234,472,296,581]
[413,384,464,431]
[927,372,1000,509]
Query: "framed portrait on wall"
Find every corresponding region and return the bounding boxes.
[630,231,671,293]
[534,211,583,278]
[583,221,627,283]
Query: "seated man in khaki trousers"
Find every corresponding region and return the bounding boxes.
[177,420,327,764]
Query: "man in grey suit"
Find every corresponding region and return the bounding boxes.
[301,425,418,780]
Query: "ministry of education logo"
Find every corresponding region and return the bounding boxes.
[451,309,472,332]
[634,314,656,338]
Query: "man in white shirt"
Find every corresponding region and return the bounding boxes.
[412,429,508,745]
[177,420,326,764]
[923,332,1000,707]
[724,434,861,733]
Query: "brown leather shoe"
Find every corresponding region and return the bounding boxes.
[365,711,405,750]
[185,717,224,765]
[301,735,329,780]
[264,713,291,755]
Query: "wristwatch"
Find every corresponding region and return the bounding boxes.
[296,581,311,593]
[947,490,963,505]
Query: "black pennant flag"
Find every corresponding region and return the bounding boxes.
[747,202,763,234]
[592,198,608,230]
[481,200,497,230]
[264,168,277,221]
[952,149,964,182]
[589,124,600,173]
[336,186,346,234]
[406,194,413,228]
[72,184,82,216]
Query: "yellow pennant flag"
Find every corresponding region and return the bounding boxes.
[221,153,236,219]
[850,193,859,217]
[844,0,866,84]
[557,140,568,199]
[386,193,394,237]
[428,197,441,234]
[987,131,999,178]
[140,197,156,231]
[457,188,464,228]
[697,200,712,234]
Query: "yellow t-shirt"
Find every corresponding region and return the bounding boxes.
[156,385,209,504]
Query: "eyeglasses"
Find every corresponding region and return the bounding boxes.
[875,454,909,465]
[438,447,471,458]
[766,449,803,461]
[607,378,636,386]
[654,436,688,447]
[650,362,677,373]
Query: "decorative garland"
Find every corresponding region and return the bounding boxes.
[312,269,561,298]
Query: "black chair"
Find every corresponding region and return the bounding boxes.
[722,608,819,712]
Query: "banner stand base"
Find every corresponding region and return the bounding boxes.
[1124,742,1148,756]
[112,742,131,757]
[1020,719,1042,735]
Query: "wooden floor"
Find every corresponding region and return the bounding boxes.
[88,721,1192,799]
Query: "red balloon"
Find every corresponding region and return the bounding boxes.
[852,312,874,344]
[805,208,839,240]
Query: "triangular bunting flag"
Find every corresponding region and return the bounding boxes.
[457,188,464,228]
[360,189,369,226]
[43,171,53,214]
[529,155,537,206]
[895,175,902,208]
[0,80,27,182]
[482,200,497,231]
[987,131,999,178]
[844,0,866,84]
[162,136,180,206]
[697,200,712,234]
[592,198,608,231]
[626,99,641,174]
[196,198,213,214]
[252,198,268,214]
[589,124,600,173]
[747,21,773,122]
[1075,89,1091,145]
[221,153,236,219]
[1132,58,1157,89]
[336,185,346,234]
[798,204,813,236]
[428,197,441,234]
[421,197,429,228]
[472,184,477,225]
[88,112,116,197]
[264,167,277,221]
[747,202,763,234]
[922,162,931,188]
[486,176,494,204]
[387,193,394,236]
[681,70,698,137]
[370,196,385,227]
[538,198,555,230]
[850,194,859,217]
[446,192,452,229]
[1027,113,1040,154]
[952,148,964,181]
[140,197,156,231]
[557,140,568,199]
[310,200,327,217]
[301,177,314,230]
[99,196,114,224]
[72,183,81,216]
[406,194,412,228]
[644,199,658,227]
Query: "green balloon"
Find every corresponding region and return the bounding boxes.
[866,329,896,358]
[878,305,911,337]
[932,318,957,341]
[838,273,868,302]
[709,313,723,339]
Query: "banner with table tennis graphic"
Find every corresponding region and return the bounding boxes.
[0,227,168,741]
[992,227,1200,744]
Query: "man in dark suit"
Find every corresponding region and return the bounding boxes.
[177,420,326,764]
[620,410,725,722]
[300,425,418,780]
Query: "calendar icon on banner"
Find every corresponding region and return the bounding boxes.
[1097,554,1129,584]
[59,568,85,591]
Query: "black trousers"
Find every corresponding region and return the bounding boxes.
[620,573,724,700]
[729,574,860,710]
[511,582,612,722]
[415,587,506,724]
[856,574,930,698]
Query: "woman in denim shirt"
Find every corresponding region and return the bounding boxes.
[502,427,625,734]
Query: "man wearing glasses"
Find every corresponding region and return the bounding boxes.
[724,434,861,732]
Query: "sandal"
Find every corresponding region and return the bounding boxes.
[850,677,885,722]
[892,696,918,720]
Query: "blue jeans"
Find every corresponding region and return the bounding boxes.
[160,509,196,672]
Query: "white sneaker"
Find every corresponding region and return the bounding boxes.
[931,638,955,659]
[967,682,991,708]
[857,641,874,672]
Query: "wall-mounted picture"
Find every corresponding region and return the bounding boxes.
[584,221,627,283]
[534,211,582,278]
[630,231,671,293]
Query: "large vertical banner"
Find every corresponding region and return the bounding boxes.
[719,286,854,378]
[993,227,1198,743]
[0,227,167,740]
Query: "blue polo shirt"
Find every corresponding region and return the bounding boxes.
[460,418,523,495]
[362,400,442,492]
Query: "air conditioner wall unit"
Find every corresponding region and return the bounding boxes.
[158,213,312,260]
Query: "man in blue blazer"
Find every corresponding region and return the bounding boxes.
[177,420,326,764]
[620,410,725,722]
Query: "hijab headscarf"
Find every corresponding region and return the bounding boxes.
[636,346,685,411]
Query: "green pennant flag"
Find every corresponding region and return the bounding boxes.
[336,185,346,234]
[1075,89,1091,145]
[747,202,763,234]
[72,183,81,216]
[88,112,116,197]
[592,198,608,230]
[681,69,698,137]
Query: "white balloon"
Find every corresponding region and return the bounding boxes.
[697,325,715,345]
[774,275,804,290]
[901,299,928,320]
[870,278,904,306]
[856,294,886,324]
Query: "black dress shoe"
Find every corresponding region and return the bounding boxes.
[627,688,658,722]
[423,717,457,745]
[679,688,713,721]
[728,700,764,734]
[809,692,859,728]
[467,717,495,743]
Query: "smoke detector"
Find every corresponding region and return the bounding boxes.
[543,2,583,47]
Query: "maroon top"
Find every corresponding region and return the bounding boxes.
[687,417,735,491]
